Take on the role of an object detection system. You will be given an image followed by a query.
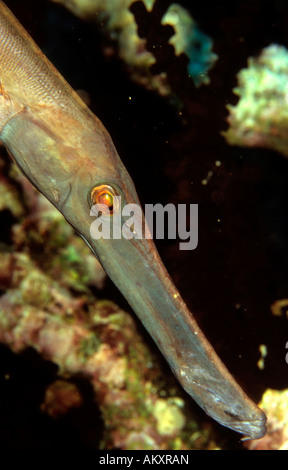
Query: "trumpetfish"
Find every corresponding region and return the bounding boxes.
[0,1,266,439]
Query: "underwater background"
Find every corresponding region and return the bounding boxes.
[0,0,288,450]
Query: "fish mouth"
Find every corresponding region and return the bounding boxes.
[228,416,267,440]
[243,422,267,440]
[202,393,267,439]
[83,226,267,438]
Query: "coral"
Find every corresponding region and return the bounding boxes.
[245,389,288,450]
[0,246,193,450]
[51,0,216,93]
[152,397,185,436]
[0,248,204,449]
[161,4,217,86]
[40,380,83,418]
[223,44,288,157]
[52,0,162,91]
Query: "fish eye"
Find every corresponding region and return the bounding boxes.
[89,183,122,216]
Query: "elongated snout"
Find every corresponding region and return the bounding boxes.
[84,215,266,439]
